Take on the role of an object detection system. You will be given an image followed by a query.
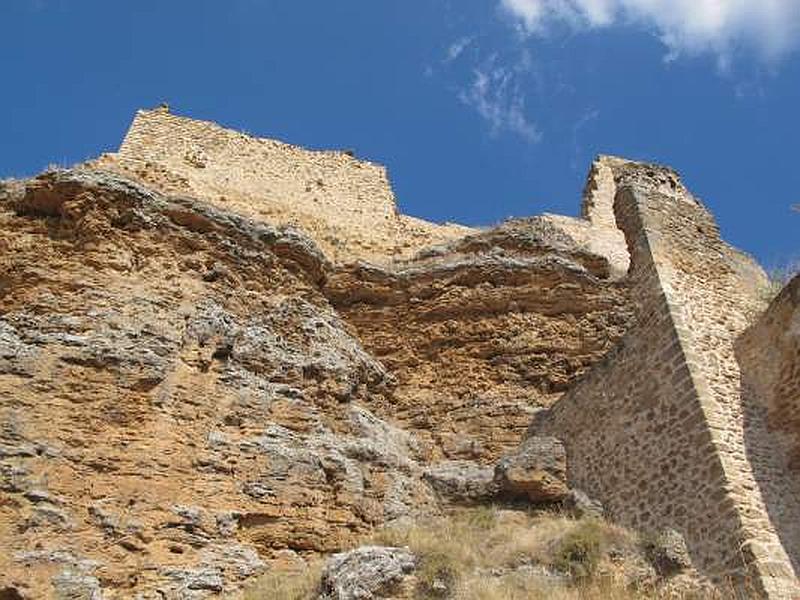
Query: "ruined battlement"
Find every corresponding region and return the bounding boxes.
[94,107,473,263]
[117,107,399,220]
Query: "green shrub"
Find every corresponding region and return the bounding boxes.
[551,519,610,580]
[415,549,461,599]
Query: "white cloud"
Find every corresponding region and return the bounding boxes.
[499,0,800,64]
[458,58,541,142]
[444,37,474,63]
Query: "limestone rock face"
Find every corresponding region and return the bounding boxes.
[319,546,417,600]
[0,170,435,599]
[493,436,569,503]
[422,461,498,504]
[327,224,632,463]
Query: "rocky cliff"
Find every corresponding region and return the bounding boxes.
[0,170,435,598]
[0,162,630,598]
[0,109,796,599]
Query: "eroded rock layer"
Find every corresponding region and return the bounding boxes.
[0,171,437,599]
[326,220,632,462]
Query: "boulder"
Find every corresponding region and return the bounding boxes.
[319,546,416,600]
[493,436,568,503]
[423,461,498,503]
[51,571,103,600]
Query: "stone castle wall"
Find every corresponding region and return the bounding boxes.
[540,155,632,277]
[533,164,798,597]
[96,108,473,263]
[117,107,399,219]
[736,275,800,583]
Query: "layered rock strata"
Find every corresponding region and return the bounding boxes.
[326,220,632,462]
[0,170,437,598]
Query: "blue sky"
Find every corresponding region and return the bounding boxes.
[1,1,798,266]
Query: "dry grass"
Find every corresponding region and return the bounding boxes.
[374,508,635,572]
[372,507,651,599]
[241,507,715,599]
[241,562,322,600]
[455,572,654,600]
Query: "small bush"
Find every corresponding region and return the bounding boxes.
[416,549,461,599]
[551,518,609,580]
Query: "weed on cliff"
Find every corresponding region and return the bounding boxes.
[242,562,322,600]
[551,518,627,580]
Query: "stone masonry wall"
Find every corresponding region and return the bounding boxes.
[116,108,398,220]
[94,108,472,263]
[533,164,798,597]
[541,155,632,277]
[737,275,800,582]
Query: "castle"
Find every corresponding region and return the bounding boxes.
[0,108,797,598]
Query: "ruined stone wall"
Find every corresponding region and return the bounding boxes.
[117,108,398,219]
[534,165,798,597]
[737,275,800,581]
[540,155,632,277]
[94,108,473,263]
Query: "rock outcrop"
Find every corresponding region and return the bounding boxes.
[493,436,568,503]
[318,546,417,600]
[0,170,436,598]
[326,223,632,462]
[1,109,797,598]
